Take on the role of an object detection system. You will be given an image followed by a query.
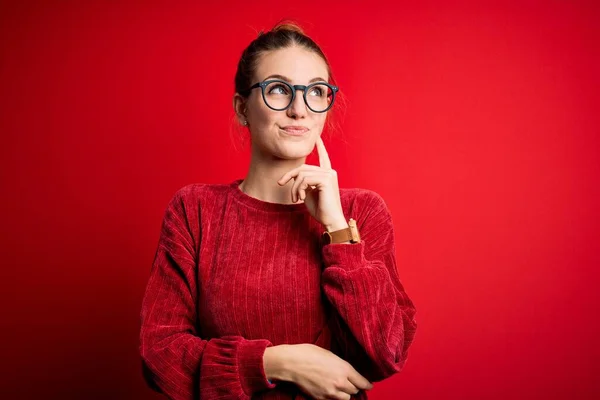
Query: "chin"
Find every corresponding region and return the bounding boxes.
[274,147,312,160]
[283,143,313,156]
[278,151,311,160]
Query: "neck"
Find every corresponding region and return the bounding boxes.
[239,149,306,205]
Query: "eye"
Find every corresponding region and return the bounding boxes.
[268,84,290,95]
[308,84,328,97]
[309,87,322,96]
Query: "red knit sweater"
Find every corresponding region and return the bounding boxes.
[139,178,417,400]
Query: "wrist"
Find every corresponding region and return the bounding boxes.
[263,344,294,383]
[325,218,349,232]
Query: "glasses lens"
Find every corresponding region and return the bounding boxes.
[306,83,333,112]
[264,81,293,110]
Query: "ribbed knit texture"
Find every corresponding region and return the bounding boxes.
[139,178,418,399]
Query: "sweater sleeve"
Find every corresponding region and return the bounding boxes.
[139,189,276,399]
[320,190,418,382]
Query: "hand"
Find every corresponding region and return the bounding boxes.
[284,344,373,400]
[277,136,347,231]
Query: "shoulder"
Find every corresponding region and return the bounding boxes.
[340,186,390,216]
[340,186,396,253]
[168,182,230,206]
[339,186,394,235]
[159,182,231,238]
[161,182,232,223]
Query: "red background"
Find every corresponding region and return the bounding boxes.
[1,1,599,399]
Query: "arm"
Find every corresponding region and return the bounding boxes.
[320,191,418,382]
[139,189,276,399]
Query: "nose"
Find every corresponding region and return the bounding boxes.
[286,90,308,119]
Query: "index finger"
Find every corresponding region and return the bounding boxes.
[316,136,332,170]
[347,368,373,391]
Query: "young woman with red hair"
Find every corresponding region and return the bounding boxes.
[140,21,417,400]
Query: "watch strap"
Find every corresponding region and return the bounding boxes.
[323,218,361,244]
[329,226,354,243]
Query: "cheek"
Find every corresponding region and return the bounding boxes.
[247,96,270,122]
[313,114,328,129]
[253,104,280,125]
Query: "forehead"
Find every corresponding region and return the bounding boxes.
[254,46,329,83]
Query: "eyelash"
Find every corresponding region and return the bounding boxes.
[268,85,324,97]
[268,84,289,95]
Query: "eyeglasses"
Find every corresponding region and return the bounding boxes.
[243,79,339,113]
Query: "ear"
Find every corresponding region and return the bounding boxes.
[233,93,247,124]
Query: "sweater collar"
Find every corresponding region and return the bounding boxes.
[230,178,308,212]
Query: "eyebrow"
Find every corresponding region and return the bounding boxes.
[262,74,328,83]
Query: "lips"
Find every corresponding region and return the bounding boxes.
[281,126,309,136]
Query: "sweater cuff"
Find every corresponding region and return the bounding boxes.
[237,339,277,395]
[322,240,366,270]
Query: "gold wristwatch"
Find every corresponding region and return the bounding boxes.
[322,218,361,244]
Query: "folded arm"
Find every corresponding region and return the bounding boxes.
[140,189,276,399]
[320,191,418,382]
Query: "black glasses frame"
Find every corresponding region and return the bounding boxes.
[243,79,339,113]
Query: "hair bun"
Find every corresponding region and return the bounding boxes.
[271,20,306,35]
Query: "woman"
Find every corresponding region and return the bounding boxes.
[139,22,417,400]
